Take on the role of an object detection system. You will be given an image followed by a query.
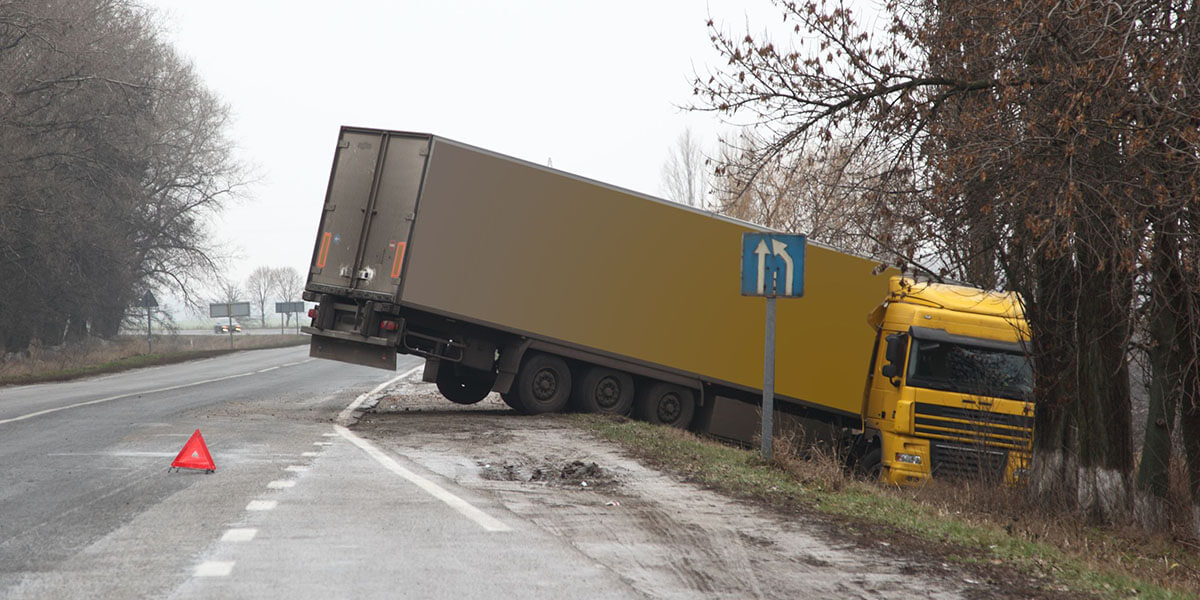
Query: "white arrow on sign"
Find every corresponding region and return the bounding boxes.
[772,239,794,295]
[754,239,771,295]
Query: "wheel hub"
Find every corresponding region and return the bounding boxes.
[657,392,681,423]
[532,368,558,401]
[595,376,620,408]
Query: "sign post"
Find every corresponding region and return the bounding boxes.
[740,233,806,461]
[138,291,158,354]
[209,302,251,349]
[275,301,306,335]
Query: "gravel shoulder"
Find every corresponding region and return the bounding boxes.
[353,374,980,599]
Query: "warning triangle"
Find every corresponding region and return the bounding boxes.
[171,429,216,472]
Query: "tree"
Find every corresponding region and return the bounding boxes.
[660,128,711,207]
[0,0,242,351]
[245,266,275,328]
[693,0,1200,528]
[270,266,305,328]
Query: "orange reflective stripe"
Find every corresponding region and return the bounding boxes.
[391,241,406,278]
[316,232,332,268]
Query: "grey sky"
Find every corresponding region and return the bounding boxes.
[144,0,775,294]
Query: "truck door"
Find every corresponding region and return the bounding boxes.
[309,129,430,298]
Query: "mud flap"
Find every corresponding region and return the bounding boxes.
[309,335,397,370]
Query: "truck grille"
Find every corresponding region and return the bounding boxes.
[914,402,1033,450]
[931,442,1008,482]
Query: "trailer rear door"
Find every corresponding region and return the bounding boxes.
[309,129,430,298]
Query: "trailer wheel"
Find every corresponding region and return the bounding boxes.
[500,391,525,412]
[636,382,695,428]
[572,366,634,415]
[436,368,494,405]
[512,353,571,414]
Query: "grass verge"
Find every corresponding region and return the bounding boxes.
[572,413,1199,600]
[0,334,309,386]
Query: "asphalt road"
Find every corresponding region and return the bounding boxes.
[0,347,408,598]
[0,346,643,599]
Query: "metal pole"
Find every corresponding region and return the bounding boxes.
[146,308,152,354]
[228,311,234,350]
[762,295,776,461]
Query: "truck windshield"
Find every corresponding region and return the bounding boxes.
[906,339,1032,401]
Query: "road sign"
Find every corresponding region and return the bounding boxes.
[209,302,251,318]
[274,301,305,313]
[740,232,807,461]
[138,291,158,308]
[740,233,806,297]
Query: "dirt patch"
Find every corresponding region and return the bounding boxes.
[480,458,615,489]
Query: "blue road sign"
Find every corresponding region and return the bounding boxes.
[741,233,806,297]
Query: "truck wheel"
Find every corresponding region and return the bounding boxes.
[513,353,572,414]
[860,448,883,481]
[436,369,493,405]
[500,391,525,412]
[573,366,634,415]
[636,382,695,428]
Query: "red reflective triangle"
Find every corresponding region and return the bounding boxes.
[171,429,216,472]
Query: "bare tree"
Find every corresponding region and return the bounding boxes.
[660,128,711,208]
[245,266,275,328]
[270,266,305,328]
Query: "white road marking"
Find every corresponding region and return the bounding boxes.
[193,561,235,577]
[256,366,279,373]
[302,451,320,457]
[335,425,511,533]
[267,480,295,489]
[0,357,313,426]
[221,528,258,542]
[284,465,308,472]
[313,442,334,446]
[335,365,423,425]
[246,500,277,511]
[47,451,175,458]
[321,433,338,437]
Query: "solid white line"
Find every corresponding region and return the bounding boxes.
[257,366,279,373]
[267,480,295,489]
[335,364,423,425]
[335,425,511,532]
[221,528,257,542]
[0,356,315,427]
[246,500,277,511]
[194,561,235,577]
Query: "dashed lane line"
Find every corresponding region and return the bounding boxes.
[246,500,277,511]
[193,561,235,577]
[221,528,258,542]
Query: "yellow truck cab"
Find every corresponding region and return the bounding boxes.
[864,277,1034,485]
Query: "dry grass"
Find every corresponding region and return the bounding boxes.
[0,334,308,385]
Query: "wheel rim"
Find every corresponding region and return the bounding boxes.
[532,368,558,401]
[595,376,621,409]
[656,392,681,423]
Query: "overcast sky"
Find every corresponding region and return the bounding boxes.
[143,0,786,301]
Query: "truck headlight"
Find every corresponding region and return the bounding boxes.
[895,453,923,465]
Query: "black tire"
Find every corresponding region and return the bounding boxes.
[436,368,493,405]
[500,391,525,412]
[512,353,572,414]
[636,381,695,428]
[860,447,883,481]
[572,366,635,415]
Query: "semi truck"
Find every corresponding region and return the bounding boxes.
[301,126,1035,484]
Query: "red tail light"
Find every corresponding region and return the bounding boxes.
[307,308,318,319]
[379,320,400,332]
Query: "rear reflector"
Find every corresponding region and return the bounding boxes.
[379,320,400,332]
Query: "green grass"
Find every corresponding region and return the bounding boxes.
[573,414,1198,600]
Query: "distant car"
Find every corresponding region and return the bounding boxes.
[213,321,243,334]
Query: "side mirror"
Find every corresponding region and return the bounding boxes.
[881,333,906,386]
